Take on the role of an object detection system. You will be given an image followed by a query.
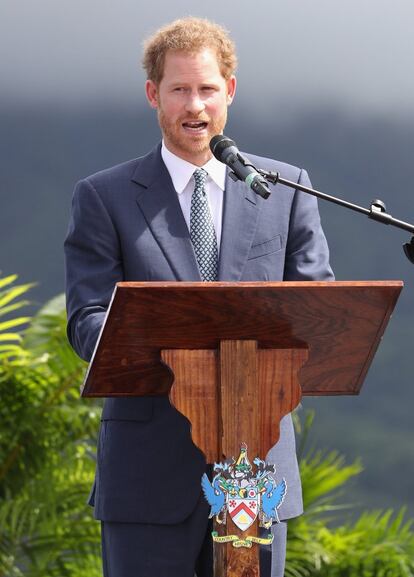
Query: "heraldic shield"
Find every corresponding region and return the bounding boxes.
[201,444,287,548]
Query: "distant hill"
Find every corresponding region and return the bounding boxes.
[1,102,413,516]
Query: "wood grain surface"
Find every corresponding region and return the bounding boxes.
[164,349,219,463]
[82,281,402,397]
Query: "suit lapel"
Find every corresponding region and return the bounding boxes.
[132,144,201,281]
[218,173,262,281]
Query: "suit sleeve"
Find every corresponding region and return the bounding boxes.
[283,169,334,281]
[64,178,123,361]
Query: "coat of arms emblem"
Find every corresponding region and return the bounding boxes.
[201,443,287,548]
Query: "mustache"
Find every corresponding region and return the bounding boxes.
[179,116,210,123]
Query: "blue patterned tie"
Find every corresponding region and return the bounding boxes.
[190,168,218,281]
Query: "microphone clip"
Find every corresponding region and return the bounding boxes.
[258,169,280,186]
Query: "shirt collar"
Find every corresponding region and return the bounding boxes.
[161,140,227,194]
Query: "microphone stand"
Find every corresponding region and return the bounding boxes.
[256,168,414,265]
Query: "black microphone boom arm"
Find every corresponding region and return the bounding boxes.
[258,168,414,264]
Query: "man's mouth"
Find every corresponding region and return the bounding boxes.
[182,121,208,132]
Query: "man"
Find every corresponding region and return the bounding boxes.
[64,16,333,577]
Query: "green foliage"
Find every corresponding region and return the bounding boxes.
[286,410,414,576]
[316,509,414,576]
[0,274,33,363]
[0,275,101,577]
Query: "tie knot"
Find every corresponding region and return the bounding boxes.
[193,168,207,187]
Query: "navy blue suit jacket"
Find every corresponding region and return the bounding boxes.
[64,143,333,524]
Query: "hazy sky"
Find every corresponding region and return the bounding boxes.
[2,0,414,115]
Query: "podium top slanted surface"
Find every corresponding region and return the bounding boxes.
[81,281,402,397]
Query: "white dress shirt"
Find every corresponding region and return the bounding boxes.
[161,141,226,253]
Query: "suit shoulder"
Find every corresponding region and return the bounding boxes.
[79,143,160,188]
[244,151,303,182]
[70,159,138,207]
[82,156,141,189]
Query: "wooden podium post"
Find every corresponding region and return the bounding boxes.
[81,281,402,577]
[164,341,307,576]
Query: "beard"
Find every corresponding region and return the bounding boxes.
[157,106,228,161]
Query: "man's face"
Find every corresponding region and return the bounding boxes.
[145,48,236,166]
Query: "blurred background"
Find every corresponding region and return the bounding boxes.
[1,0,413,516]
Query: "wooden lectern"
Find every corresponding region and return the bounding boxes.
[82,281,402,577]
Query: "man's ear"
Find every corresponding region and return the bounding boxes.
[145,80,159,109]
[226,75,237,105]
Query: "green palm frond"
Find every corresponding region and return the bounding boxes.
[0,274,34,364]
[300,450,363,515]
[286,411,414,576]
[315,509,414,576]
[0,278,101,576]
[286,448,361,575]
[0,456,100,577]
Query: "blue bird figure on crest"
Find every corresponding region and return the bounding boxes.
[261,478,287,525]
[201,473,226,520]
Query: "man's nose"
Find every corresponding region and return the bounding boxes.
[185,93,205,114]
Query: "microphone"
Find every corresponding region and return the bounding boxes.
[210,135,271,199]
